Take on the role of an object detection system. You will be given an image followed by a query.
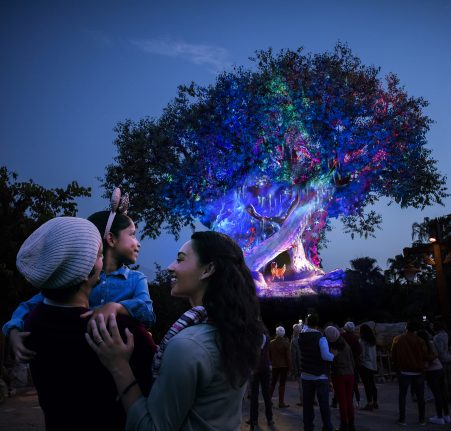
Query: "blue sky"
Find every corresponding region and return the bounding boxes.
[2,0,450,277]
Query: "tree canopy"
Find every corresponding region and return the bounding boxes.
[103,43,447,273]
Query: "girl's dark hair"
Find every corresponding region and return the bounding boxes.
[190,231,262,387]
[87,211,132,252]
[359,324,376,346]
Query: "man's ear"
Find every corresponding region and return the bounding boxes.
[200,262,215,280]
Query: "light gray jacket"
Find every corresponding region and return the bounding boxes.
[126,324,245,431]
[359,339,377,371]
[433,330,451,364]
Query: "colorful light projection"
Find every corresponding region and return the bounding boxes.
[107,45,446,296]
[189,50,439,295]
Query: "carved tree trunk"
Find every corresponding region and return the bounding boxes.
[244,183,333,272]
[288,236,321,273]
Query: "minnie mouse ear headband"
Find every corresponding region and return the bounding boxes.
[104,187,129,239]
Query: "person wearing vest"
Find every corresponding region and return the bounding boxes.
[298,314,335,431]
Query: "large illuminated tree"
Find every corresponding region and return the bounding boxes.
[103,44,447,275]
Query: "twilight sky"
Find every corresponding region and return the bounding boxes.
[2,0,450,278]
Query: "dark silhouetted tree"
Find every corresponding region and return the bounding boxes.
[0,167,91,326]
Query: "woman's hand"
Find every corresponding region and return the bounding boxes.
[9,329,36,362]
[85,314,134,374]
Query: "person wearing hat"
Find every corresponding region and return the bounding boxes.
[17,217,156,431]
[325,326,356,431]
[3,188,156,363]
[341,321,362,409]
[269,325,292,408]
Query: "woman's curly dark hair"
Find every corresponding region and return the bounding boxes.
[359,323,376,346]
[191,231,262,387]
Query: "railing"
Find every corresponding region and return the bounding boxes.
[376,348,396,382]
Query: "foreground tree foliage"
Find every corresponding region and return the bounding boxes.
[104,43,447,277]
[0,167,91,326]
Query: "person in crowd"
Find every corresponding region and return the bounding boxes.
[391,320,429,426]
[433,321,451,402]
[417,330,451,425]
[269,325,291,408]
[325,326,356,431]
[87,231,263,430]
[358,324,378,411]
[18,217,156,431]
[291,323,303,406]
[247,324,274,428]
[341,321,362,409]
[4,188,156,362]
[298,313,335,431]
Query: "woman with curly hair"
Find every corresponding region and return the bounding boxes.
[87,231,263,431]
[359,324,378,411]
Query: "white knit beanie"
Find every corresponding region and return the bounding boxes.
[344,321,355,332]
[16,217,102,289]
[276,326,285,337]
[325,326,340,343]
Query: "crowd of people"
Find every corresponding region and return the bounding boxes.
[1,188,451,431]
[247,317,451,430]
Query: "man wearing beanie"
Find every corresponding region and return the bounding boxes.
[17,217,156,431]
[298,314,335,431]
[269,326,291,408]
[325,326,356,431]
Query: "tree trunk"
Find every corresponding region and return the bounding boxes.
[244,183,333,272]
[288,236,321,273]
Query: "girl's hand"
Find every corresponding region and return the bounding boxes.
[85,314,134,374]
[9,329,36,362]
[80,302,126,330]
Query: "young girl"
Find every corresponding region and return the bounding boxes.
[3,188,156,361]
[87,231,262,430]
[17,216,156,431]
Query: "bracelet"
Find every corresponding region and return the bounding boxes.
[116,379,138,401]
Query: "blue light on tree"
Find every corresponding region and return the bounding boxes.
[103,43,448,295]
